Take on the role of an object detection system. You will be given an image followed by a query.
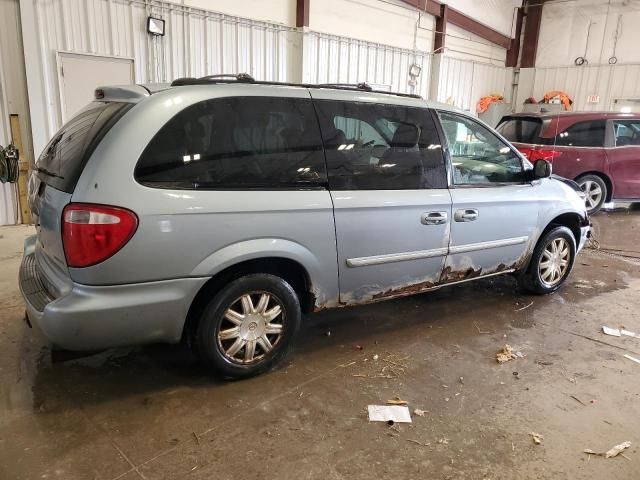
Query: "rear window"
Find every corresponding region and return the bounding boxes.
[37,101,132,193]
[135,97,326,189]
[496,117,543,144]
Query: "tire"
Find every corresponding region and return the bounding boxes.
[519,226,576,295]
[194,273,301,379]
[576,174,607,214]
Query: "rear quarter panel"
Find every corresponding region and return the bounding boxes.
[70,85,340,308]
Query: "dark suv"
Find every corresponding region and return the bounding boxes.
[497,112,640,213]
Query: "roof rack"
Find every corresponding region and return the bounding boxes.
[170,74,421,98]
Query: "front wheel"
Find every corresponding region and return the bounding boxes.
[195,274,301,379]
[519,226,576,295]
[576,174,607,214]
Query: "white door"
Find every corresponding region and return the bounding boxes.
[58,53,134,120]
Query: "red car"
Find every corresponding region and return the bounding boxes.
[497,112,640,214]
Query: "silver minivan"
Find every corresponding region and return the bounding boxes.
[20,75,591,378]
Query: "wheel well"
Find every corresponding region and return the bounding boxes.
[182,257,313,341]
[542,213,581,246]
[575,171,613,202]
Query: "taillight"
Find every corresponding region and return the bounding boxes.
[517,147,562,163]
[526,149,562,162]
[62,203,138,268]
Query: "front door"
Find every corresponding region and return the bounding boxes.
[311,92,451,304]
[437,111,539,282]
[608,119,640,199]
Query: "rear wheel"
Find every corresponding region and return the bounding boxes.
[195,274,301,379]
[519,226,576,295]
[576,174,607,214]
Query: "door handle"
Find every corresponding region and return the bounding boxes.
[421,211,448,225]
[454,209,479,222]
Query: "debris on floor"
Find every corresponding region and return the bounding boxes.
[584,441,631,458]
[623,354,640,365]
[413,408,427,416]
[387,397,408,405]
[368,405,412,423]
[529,432,543,445]
[496,344,517,363]
[515,301,533,311]
[569,394,587,406]
[406,438,430,447]
[602,326,640,338]
[474,321,491,334]
[621,329,640,339]
[602,326,622,337]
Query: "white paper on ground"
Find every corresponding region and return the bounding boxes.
[368,405,412,423]
[602,326,621,337]
[621,329,640,339]
[624,354,640,365]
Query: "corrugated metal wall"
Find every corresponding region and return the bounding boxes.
[303,31,432,98]
[27,0,297,155]
[522,64,640,111]
[437,56,513,113]
[23,0,516,159]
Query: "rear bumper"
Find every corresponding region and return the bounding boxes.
[19,243,208,351]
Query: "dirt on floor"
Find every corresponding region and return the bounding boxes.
[1,208,640,480]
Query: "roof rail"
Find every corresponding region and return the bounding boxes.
[316,82,373,92]
[170,74,421,99]
[171,73,255,86]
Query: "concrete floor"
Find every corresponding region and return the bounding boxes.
[1,209,640,480]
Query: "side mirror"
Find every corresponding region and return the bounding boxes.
[533,159,552,179]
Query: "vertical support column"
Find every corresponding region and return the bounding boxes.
[433,4,448,55]
[506,7,524,68]
[521,1,544,68]
[291,0,310,84]
[10,114,31,225]
[296,0,309,28]
[20,0,49,158]
[429,4,448,101]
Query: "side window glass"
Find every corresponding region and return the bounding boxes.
[314,101,447,190]
[554,120,606,147]
[438,112,525,185]
[613,121,640,146]
[135,97,326,189]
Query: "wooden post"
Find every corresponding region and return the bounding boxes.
[9,114,32,224]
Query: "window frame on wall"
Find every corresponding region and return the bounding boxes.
[134,96,328,191]
[313,99,449,191]
[436,110,529,188]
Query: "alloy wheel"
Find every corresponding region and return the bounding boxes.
[580,179,603,211]
[539,237,571,287]
[216,292,285,365]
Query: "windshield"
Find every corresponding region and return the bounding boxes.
[37,101,132,193]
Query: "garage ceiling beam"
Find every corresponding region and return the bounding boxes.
[296,0,310,27]
[399,0,512,49]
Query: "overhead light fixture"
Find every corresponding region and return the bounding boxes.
[147,16,165,36]
[409,64,422,77]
